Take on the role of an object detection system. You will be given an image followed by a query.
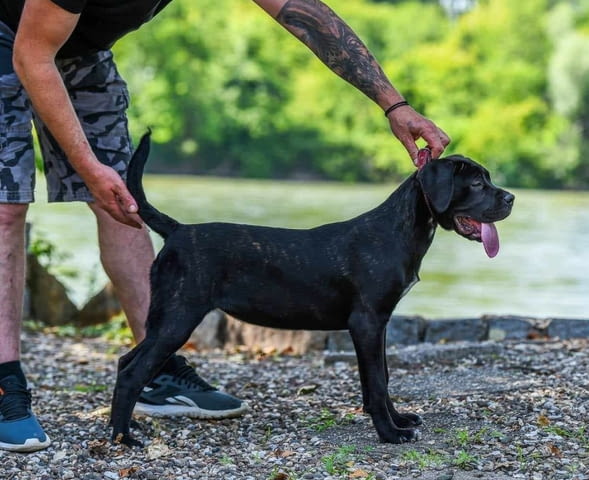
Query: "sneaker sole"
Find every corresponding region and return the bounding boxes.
[0,434,51,453]
[133,401,248,419]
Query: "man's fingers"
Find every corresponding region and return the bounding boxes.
[399,139,419,164]
[428,141,445,160]
[428,128,451,159]
[115,188,138,215]
[388,110,450,162]
[112,186,142,227]
[104,193,142,228]
[116,206,142,229]
[108,204,142,229]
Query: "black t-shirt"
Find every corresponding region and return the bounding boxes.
[0,0,172,57]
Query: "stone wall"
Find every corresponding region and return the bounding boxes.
[194,313,589,354]
[326,315,589,353]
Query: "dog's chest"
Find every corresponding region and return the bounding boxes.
[396,221,434,300]
[400,273,419,299]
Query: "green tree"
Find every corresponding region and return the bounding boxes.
[548,2,589,187]
[112,0,588,188]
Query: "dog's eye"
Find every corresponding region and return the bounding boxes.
[471,179,483,188]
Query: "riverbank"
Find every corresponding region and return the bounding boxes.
[1,329,588,480]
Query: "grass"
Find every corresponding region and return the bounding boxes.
[267,470,298,480]
[453,428,471,448]
[542,425,589,446]
[401,447,479,472]
[321,445,356,476]
[400,427,502,472]
[452,450,478,469]
[304,408,355,432]
[72,383,108,393]
[401,449,445,469]
[24,312,134,346]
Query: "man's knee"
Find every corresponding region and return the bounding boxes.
[0,203,28,229]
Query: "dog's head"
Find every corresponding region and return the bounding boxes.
[416,154,514,257]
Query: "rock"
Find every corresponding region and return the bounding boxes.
[326,331,354,352]
[75,282,122,327]
[224,314,328,354]
[547,318,589,339]
[326,316,426,352]
[424,317,488,343]
[386,341,503,367]
[324,341,503,366]
[387,315,426,345]
[25,253,78,326]
[188,309,228,350]
[484,315,537,341]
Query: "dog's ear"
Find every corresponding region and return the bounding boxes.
[417,160,455,213]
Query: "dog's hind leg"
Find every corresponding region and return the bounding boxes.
[381,328,423,428]
[110,302,211,447]
[349,311,418,443]
[110,340,157,446]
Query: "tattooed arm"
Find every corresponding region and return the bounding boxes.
[253,0,449,160]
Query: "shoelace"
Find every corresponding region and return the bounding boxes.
[0,384,32,421]
[171,361,216,392]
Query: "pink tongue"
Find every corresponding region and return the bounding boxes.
[481,222,499,258]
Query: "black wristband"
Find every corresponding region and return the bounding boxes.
[384,100,409,117]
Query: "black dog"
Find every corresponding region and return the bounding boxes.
[111,133,514,446]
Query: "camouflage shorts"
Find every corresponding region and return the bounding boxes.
[0,21,132,203]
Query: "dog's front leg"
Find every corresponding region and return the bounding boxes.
[381,329,422,428]
[349,311,418,443]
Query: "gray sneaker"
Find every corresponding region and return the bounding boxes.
[134,356,247,419]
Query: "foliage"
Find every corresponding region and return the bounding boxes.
[113,0,589,188]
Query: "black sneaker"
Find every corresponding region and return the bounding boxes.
[134,356,247,419]
[0,375,51,452]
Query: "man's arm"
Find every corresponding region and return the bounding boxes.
[254,0,449,160]
[13,0,141,227]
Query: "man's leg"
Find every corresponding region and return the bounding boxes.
[0,204,50,452]
[89,202,152,342]
[0,204,27,366]
[0,20,51,449]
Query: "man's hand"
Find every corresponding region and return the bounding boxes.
[387,106,450,161]
[83,163,142,229]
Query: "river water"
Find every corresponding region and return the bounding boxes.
[28,175,589,319]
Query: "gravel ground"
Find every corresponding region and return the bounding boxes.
[2,330,589,480]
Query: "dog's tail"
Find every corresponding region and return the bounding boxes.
[127,131,180,239]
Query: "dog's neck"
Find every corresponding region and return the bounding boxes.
[366,174,437,252]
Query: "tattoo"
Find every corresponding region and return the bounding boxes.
[276,0,392,104]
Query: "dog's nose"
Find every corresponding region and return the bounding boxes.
[503,192,515,206]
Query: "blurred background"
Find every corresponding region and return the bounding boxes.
[113,0,589,189]
[28,0,589,320]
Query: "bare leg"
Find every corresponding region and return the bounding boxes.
[89,203,154,343]
[0,204,28,364]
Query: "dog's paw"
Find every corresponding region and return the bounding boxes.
[395,411,423,428]
[380,427,420,444]
[130,419,142,430]
[112,432,144,448]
